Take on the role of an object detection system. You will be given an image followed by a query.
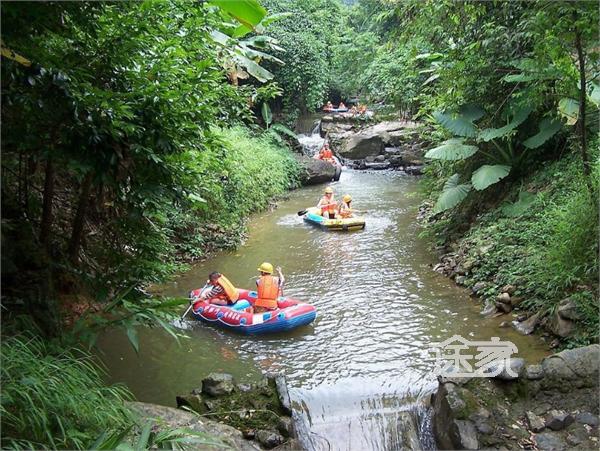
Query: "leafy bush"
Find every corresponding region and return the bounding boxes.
[1,335,133,450]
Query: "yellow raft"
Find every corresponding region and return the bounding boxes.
[303,207,366,231]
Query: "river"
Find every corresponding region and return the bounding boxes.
[98,141,548,449]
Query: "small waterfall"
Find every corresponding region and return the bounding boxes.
[297,119,325,157]
[291,375,438,451]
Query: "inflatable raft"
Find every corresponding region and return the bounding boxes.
[323,107,349,113]
[188,288,316,335]
[303,207,366,231]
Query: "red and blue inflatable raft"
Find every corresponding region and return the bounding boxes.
[188,288,317,335]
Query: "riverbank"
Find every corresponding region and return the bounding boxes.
[420,151,598,348]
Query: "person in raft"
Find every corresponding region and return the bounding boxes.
[254,262,285,313]
[338,194,354,218]
[198,272,239,306]
[324,101,333,111]
[338,101,346,110]
[317,186,337,219]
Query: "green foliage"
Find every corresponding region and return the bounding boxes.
[433,174,472,214]
[261,0,345,120]
[1,335,133,450]
[425,139,478,161]
[471,165,511,191]
[428,151,599,344]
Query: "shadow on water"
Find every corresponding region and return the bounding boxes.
[98,168,549,450]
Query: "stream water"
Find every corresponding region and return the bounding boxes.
[98,128,549,450]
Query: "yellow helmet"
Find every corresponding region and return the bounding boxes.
[343,194,352,202]
[257,262,274,274]
[324,187,333,194]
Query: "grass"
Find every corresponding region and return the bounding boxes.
[1,335,134,450]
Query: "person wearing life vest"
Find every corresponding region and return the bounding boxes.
[253,262,285,313]
[338,194,354,218]
[199,272,240,306]
[317,186,337,219]
[318,143,334,161]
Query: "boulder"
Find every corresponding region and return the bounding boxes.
[386,129,420,146]
[127,402,260,451]
[404,165,423,175]
[540,344,600,390]
[277,416,294,437]
[397,148,424,166]
[526,411,546,432]
[525,364,544,380]
[432,381,481,450]
[549,311,575,338]
[295,155,336,185]
[175,394,207,414]
[388,155,404,167]
[454,420,479,450]
[545,410,574,431]
[557,298,581,321]
[501,284,517,295]
[534,431,568,451]
[495,300,512,314]
[339,130,385,159]
[513,312,540,335]
[202,373,234,397]
[375,155,386,162]
[575,412,599,427]
[496,292,511,304]
[255,430,284,449]
[469,407,493,435]
[365,155,376,163]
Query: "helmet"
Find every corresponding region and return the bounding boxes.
[324,187,333,194]
[257,262,274,274]
[343,194,352,202]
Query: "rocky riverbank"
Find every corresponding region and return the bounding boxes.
[171,372,299,450]
[321,115,429,174]
[431,344,600,450]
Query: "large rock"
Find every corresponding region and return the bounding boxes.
[202,373,235,396]
[432,381,481,450]
[557,298,581,321]
[513,312,540,335]
[540,344,600,390]
[545,410,574,431]
[127,401,260,451]
[255,430,284,449]
[295,155,336,185]
[339,129,386,159]
[549,311,575,338]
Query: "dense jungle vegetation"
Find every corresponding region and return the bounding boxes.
[1,0,598,448]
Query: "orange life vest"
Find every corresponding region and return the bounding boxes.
[256,275,279,309]
[319,196,336,214]
[339,201,352,218]
[320,148,333,159]
[214,275,239,302]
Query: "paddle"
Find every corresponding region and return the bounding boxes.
[297,209,308,216]
[181,284,208,319]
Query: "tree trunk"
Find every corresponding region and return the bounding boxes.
[68,172,93,264]
[574,28,592,193]
[39,159,55,247]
